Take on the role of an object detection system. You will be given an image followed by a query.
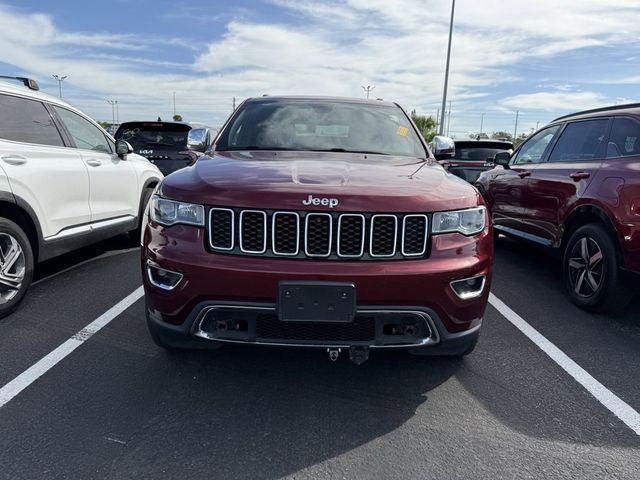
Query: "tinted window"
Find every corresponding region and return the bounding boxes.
[216,100,427,158]
[454,147,511,161]
[53,106,113,153]
[548,119,608,162]
[512,125,560,165]
[606,117,640,158]
[115,123,189,150]
[0,94,64,146]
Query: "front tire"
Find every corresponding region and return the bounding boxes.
[0,218,34,319]
[563,223,629,312]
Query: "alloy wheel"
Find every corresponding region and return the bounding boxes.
[567,236,604,298]
[0,233,26,304]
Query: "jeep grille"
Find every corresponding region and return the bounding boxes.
[208,208,429,260]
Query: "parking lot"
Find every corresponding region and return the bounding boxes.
[0,235,637,479]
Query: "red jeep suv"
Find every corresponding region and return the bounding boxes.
[142,96,492,363]
[476,103,640,312]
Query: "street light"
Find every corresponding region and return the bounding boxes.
[361,85,375,99]
[52,74,68,99]
[107,100,117,126]
[439,0,455,135]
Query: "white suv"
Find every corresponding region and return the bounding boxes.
[0,76,162,317]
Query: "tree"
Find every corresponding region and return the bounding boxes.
[468,132,489,140]
[98,121,110,129]
[491,131,513,142]
[173,114,183,122]
[410,110,437,142]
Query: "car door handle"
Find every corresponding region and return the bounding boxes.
[86,159,102,167]
[517,171,531,178]
[1,155,27,165]
[569,171,590,181]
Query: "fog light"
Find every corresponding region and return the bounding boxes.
[147,262,183,290]
[450,275,486,299]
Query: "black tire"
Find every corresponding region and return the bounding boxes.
[129,188,154,242]
[0,218,34,319]
[563,223,630,312]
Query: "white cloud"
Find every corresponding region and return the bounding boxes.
[501,91,607,111]
[0,0,639,131]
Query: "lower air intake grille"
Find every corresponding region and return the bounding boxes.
[256,314,376,342]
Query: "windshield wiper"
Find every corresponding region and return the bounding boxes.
[310,148,389,155]
[218,146,303,152]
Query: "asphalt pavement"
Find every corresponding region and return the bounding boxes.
[0,234,638,479]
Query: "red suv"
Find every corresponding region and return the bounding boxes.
[142,96,492,363]
[476,103,640,311]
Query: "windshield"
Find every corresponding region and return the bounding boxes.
[115,124,189,150]
[216,100,427,158]
[453,147,511,162]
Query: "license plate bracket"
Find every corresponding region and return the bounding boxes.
[277,281,356,322]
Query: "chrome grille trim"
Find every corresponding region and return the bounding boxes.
[239,210,267,254]
[369,214,398,258]
[304,213,333,257]
[209,208,235,251]
[401,214,429,257]
[208,208,430,260]
[272,211,300,256]
[337,214,365,258]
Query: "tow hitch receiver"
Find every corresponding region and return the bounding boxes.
[349,346,369,365]
[327,348,341,361]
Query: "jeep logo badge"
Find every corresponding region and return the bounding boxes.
[302,195,339,208]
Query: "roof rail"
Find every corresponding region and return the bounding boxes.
[552,102,640,122]
[0,76,40,91]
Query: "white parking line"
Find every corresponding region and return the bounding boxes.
[489,292,640,436]
[0,286,144,409]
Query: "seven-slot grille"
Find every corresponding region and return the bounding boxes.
[208,209,429,260]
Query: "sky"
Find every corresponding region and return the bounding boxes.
[1,0,639,138]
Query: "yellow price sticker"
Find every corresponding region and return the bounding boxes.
[396,126,409,137]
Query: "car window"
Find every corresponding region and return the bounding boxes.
[0,94,65,147]
[512,125,560,165]
[606,117,640,158]
[216,100,427,158]
[53,106,113,153]
[548,119,609,162]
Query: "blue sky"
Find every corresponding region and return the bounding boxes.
[2,0,639,138]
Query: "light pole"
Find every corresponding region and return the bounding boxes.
[439,0,455,135]
[361,85,375,99]
[107,100,117,126]
[52,74,68,98]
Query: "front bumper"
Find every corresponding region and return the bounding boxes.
[146,301,481,355]
[143,221,492,351]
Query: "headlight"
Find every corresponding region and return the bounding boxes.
[150,196,205,227]
[432,206,486,236]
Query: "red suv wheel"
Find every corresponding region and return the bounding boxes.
[563,224,629,312]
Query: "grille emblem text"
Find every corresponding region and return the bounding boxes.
[302,195,338,208]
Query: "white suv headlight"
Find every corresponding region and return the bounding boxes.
[150,196,205,227]
[432,206,486,236]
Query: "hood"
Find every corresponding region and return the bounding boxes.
[160,151,480,213]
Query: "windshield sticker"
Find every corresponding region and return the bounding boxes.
[625,136,637,153]
[396,126,409,137]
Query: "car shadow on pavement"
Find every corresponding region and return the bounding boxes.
[454,235,640,448]
[115,346,461,479]
[33,234,138,283]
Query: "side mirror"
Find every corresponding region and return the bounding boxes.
[494,151,511,168]
[430,135,455,161]
[116,139,133,159]
[187,141,206,153]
